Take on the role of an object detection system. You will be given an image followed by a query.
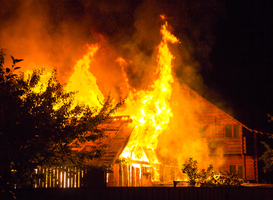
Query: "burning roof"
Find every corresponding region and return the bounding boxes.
[72,116,134,166]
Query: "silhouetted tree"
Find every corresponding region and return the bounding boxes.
[0,49,123,193]
[259,115,273,173]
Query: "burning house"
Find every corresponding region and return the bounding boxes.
[27,18,261,188]
[81,84,259,187]
[32,83,259,188]
[3,11,260,187]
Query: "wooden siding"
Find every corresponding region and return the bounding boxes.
[107,163,153,187]
[182,85,257,182]
[194,91,244,155]
[206,138,242,155]
[217,154,255,181]
[221,155,243,172]
[245,156,255,181]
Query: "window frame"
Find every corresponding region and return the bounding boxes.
[224,124,240,138]
[229,164,243,178]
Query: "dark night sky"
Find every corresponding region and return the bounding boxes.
[1,0,273,132]
[206,0,273,132]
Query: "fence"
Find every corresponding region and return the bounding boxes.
[33,167,84,188]
[14,187,273,200]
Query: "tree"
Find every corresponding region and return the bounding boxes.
[0,49,123,193]
[258,114,273,174]
[259,139,273,173]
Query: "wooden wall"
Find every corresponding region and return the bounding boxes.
[183,86,257,182]
[245,156,255,181]
[107,163,153,187]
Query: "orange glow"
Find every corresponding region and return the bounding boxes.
[160,14,166,20]
[19,15,225,184]
[66,44,104,109]
[119,22,178,180]
[24,70,52,93]
[23,44,104,112]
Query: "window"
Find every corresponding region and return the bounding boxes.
[229,165,243,178]
[225,124,240,137]
[229,165,236,174]
[225,124,232,137]
[233,125,239,137]
[238,166,243,178]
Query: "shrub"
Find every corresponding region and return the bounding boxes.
[182,158,245,187]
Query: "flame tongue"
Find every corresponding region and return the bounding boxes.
[121,22,178,164]
[66,44,104,109]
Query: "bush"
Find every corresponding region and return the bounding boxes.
[182,158,245,187]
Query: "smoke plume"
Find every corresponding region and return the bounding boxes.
[0,0,226,170]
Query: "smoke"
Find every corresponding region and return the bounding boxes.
[0,0,226,170]
[0,0,89,81]
[156,82,225,170]
[0,0,224,87]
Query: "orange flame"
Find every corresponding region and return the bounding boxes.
[65,44,104,109]
[21,16,221,182]
[120,22,178,169]
[24,44,104,111]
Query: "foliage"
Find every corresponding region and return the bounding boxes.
[215,170,245,186]
[259,135,273,173]
[182,158,245,187]
[258,114,273,173]
[0,49,123,192]
[182,158,201,186]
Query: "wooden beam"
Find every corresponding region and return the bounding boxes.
[254,132,259,182]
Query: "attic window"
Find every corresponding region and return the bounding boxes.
[233,125,239,137]
[225,124,240,138]
[225,125,232,137]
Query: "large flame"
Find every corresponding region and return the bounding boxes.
[24,44,104,110]
[120,22,178,164]
[65,44,104,109]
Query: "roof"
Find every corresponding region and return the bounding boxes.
[72,115,134,166]
[181,84,271,135]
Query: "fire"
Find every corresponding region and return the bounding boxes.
[26,20,180,180]
[119,22,178,174]
[23,44,104,110]
[19,15,220,184]
[65,44,104,109]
